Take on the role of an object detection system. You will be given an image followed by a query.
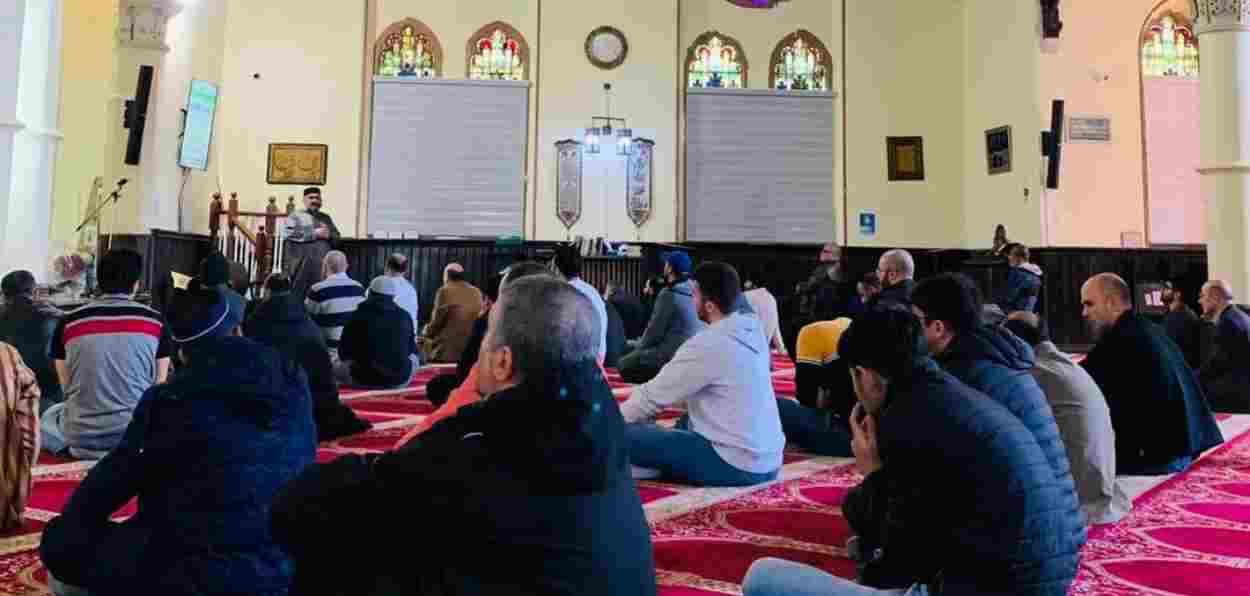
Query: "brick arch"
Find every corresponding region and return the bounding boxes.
[464,21,530,80]
[374,18,444,77]
[768,30,832,90]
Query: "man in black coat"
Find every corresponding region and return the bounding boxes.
[245,274,371,442]
[0,271,63,413]
[271,276,656,596]
[334,276,419,389]
[1163,282,1204,369]
[1198,280,1250,413]
[1080,273,1223,475]
[743,307,1084,595]
[606,282,648,340]
[868,249,915,310]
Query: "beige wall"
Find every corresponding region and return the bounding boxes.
[844,0,966,248]
[51,1,115,252]
[963,0,1044,249]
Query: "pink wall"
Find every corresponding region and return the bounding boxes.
[1143,77,1202,245]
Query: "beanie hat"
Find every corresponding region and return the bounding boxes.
[1,271,36,297]
[199,252,230,287]
[369,275,404,297]
[663,251,693,275]
[168,289,241,345]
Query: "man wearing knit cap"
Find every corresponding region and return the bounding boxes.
[41,288,316,596]
[335,276,419,388]
[284,186,341,297]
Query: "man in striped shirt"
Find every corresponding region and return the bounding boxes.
[44,249,173,459]
[305,251,365,359]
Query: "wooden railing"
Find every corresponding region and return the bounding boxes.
[208,193,296,286]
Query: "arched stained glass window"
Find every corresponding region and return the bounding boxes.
[375,19,443,78]
[769,30,831,91]
[1142,15,1198,78]
[686,32,748,89]
[467,22,529,80]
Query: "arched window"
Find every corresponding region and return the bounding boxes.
[466,22,529,81]
[375,19,443,78]
[1142,15,1198,78]
[686,32,748,89]
[769,30,832,91]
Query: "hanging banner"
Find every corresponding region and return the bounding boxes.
[626,138,655,228]
[555,140,583,230]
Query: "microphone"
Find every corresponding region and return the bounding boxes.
[109,178,129,201]
[117,178,129,187]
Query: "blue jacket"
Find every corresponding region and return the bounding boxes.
[936,325,1082,518]
[41,336,317,596]
[843,359,1085,594]
[997,263,1043,313]
[634,278,704,363]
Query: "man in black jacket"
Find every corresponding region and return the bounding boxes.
[271,276,656,596]
[245,274,371,442]
[1198,280,1250,413]
[333,276,419,389]
[1080,273,1223,474]
[1163,282,1204,369]
[743,307,1084,596]
[0,271,63,413]
[607,282,648,340]
[869,249,915,310]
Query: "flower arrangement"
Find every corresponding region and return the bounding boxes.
[50,250,95,297]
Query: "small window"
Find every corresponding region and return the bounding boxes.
[769,30,832,91]
[1142,15,1198,78]
[686,32,748,89]
[467,22,529,81]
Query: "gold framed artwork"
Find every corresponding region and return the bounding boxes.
[985,126,1013,175]
[267,143,328,186]
[886,136,925,182]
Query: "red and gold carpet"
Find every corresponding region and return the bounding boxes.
[0,356,1247,596]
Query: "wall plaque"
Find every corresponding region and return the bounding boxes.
[1069,116,1111,142]
[985,126,1013,175]
[886,136,925,181]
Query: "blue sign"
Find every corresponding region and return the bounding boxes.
[859,210,877,238]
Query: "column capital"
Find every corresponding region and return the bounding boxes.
[1195,0,1250,35]
[117,1,182,51]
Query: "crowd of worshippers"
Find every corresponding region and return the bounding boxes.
[0,239,1242,595]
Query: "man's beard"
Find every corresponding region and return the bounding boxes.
[1086,320,1105,342]
[307,203,321,213]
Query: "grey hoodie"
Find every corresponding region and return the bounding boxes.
[634,278,705,362]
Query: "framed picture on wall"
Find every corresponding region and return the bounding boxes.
[985,126,1012,175]
[886,136,925,181]
[266,143,328,185]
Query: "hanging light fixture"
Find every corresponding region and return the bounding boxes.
[586,83,633,156]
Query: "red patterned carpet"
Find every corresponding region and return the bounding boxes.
[1,356,1248,596]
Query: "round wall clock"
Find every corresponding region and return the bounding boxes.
[585,26,628,70]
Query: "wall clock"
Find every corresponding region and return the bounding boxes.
[585,26,628,70]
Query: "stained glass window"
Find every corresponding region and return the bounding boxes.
[1142,15,1198,78]
[687,33,747,89]
[376,20,441,78]
[770,31,830,91]
[468,24,527,81]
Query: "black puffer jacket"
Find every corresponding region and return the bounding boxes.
[843,359,1085,594]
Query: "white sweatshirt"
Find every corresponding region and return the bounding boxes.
[621,312,785,474]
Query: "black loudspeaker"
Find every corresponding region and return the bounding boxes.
[1045,99,1064,190]
[123,65,155,166]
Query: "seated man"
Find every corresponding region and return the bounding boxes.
[743,307,1085,596]
[618,252,704,384]
[1163,281,1204,369]
[245,273,371,442]
[607,281,647,340]
[1198,280,1250,413]
[305,250,365,360]
[996,243,1043,314]
[271,276,656,596]
[621,262,784,487]
[555,244,608,361]
[422,263,482,363]
[0,270,64,412]
[334,276,419,389]
[1005,313,1130,525]
[40,288,316,596]
[0,343,41,533]
[777,318,855,457]
[198,251,246,323]
[44,249,172,458]
[910,274,1079,509]
[868,249,915,309]
[1080,273,1223,475]
[424,273,501,408]
[384,253,420,329]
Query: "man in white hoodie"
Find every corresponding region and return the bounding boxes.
[620,262,785,487]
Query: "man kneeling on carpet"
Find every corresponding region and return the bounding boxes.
[40,288,317,596]
[271,276,656,596]
[742,306,1085,596]
[620,262,785,487]
[775,317,856,457]
[333,276,419,389]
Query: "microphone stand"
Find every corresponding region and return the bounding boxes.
[74,180,127,296]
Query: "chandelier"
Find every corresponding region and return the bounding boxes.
[584,83,633,155]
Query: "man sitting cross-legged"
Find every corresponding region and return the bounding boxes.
[272,276,656,596]
[1005,312,1130,525]
[1080,273,1223,475]
[775,318,855,457]
[333,276,419,389]
[742,306,1085,596]
[910,273,1080,520]
[40,288,316,596]
[245,273,371,442]
[621,262,785,487]
[305,250,365,361]
[424,273,502,408]
[618,251,704,384]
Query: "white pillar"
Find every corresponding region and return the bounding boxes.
[0,1,29,271]
[1197,3,1250,300]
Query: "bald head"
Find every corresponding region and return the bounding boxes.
[1081,273,1131,340]
[444,262,465,284]
[1200,279,1235,319]
[877,249,915,288]
[322,251,348,277]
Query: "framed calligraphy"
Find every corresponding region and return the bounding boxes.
[555,140,583,230]
[626,139,655,228]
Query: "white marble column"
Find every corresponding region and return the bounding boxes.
[1197,1,1250,299]
[3,0,63,277]
[0,1,29,271]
